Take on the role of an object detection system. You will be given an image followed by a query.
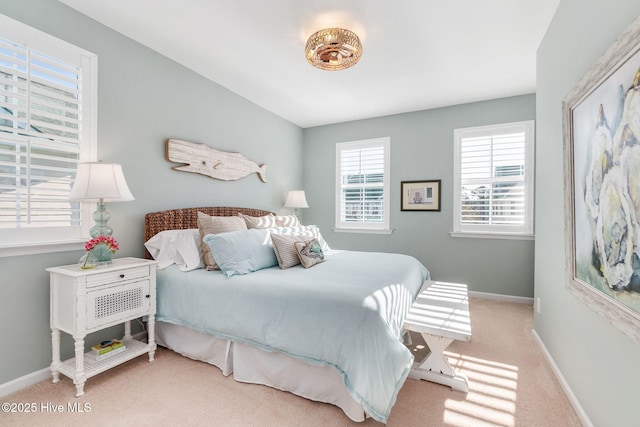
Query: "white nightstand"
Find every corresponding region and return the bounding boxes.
[47,257,157,397]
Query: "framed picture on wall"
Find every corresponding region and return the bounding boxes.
[401,180,441,211]
[562,15,640,345]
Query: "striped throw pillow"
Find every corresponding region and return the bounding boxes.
[270,233,307,269]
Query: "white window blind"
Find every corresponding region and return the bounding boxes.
[0,14,96,255]
[335,137,390,232]
[453,121,534,237]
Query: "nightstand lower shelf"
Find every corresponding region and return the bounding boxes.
[56,339,153,384]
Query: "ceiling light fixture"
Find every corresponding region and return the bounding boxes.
[305,28,362,71]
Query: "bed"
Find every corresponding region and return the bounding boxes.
[144,207,430,423]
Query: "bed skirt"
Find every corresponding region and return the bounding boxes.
[155,321,366,422]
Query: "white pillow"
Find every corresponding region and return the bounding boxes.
[144,229,204,271]
[173,229,205,271]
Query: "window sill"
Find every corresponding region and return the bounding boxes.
[449,231,535,241]
[0,240,85,258]
[333,228,394,235]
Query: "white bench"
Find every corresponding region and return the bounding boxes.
[403,280,472,392]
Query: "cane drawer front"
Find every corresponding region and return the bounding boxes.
[86,279,151,330]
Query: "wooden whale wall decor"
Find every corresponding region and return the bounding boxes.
[166,138,267,183]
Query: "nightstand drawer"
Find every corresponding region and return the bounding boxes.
[86,279,151,329]
[85,266,151,288]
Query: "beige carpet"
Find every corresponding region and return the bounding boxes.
[1,298,581,426]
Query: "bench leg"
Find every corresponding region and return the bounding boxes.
[409,333,469,393]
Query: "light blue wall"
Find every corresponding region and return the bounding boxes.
[10,8,639,426]
[0,0,302,385]
[303,95,536,297]
[535,1,640,426]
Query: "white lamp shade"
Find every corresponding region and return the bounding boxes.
[69,162,135,202]
[284,190,309,208]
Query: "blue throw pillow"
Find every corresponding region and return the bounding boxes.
[203,229,278,277]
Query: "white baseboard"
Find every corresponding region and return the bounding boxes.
[469,290,534,305]
[0,331,148,398]
[0,367,51,398]
[531,329,592,427]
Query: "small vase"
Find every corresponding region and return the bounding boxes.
[79,251,99,269]
[89,243,113,263]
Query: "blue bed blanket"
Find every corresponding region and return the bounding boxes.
[156,250,429,423]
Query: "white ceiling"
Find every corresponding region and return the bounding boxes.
[59,0,560,128]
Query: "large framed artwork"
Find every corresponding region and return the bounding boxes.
[563,15,640,344]
[401,180,441,211]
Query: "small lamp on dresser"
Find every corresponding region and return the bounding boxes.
[284,190,309,217]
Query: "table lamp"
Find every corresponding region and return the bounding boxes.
[69,162,134,262]
[284,190,309,217]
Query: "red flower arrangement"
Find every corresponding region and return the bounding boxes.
[81,236,119,268]
[85,235,119,253]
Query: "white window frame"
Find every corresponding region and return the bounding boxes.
[452,120,535,240]
[335,137,391,234]
[0,14,97,257]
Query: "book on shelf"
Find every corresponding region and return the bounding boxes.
[86,345,127,362]
[91,339,124,356]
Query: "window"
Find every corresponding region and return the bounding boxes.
[453,121,534,238]
[335,137,390,233]
[0,15,97,256]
